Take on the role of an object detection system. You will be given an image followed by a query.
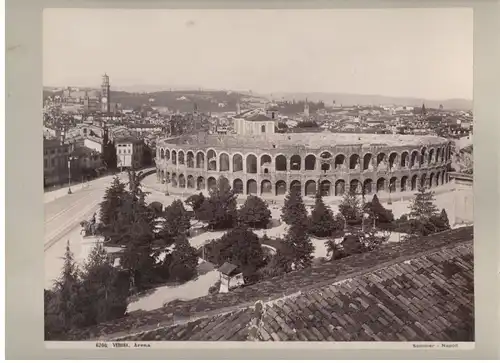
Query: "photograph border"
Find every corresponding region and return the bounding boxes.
[5,0,500,359]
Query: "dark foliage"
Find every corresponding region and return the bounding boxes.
[195,177,237,230]
[99,177,128,229]
[308,192,341,237]
[339,189,362,225]
[102,129,117,170]
[185,193,206,212]
[363,194,394,225]
[281,188,308,229]
[238,195,272,229]
[283,224,315,270]
[159,199,191,245]
[296,120,319,128]
[208,280,221,295]
[168,235,199,283]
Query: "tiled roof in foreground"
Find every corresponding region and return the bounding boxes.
[67,227,474,342]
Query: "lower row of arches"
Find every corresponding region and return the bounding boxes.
[157,170,449,196]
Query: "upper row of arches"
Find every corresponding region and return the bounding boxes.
[156,146,452,173]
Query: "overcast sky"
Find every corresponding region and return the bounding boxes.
[43,8,473,100]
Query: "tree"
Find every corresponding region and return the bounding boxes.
[169,234,199,283]
[308,192,340,237]
[408,186,439,221]
[283,224,315,270]
[238,195,272,229]
[324,238,346,261]
[49,241,85,337]
[159,200,191,244]
[113,191,158,291]
[99,177,128,229]
[79,243,129,326]
[185,193,205,212]
[363,194,394,226]
[281,187,308,228]
[102,129,117,170]
[439,208,450,229]
[339,189,362,224]
[340,233,366,256]
[195,177,237,230]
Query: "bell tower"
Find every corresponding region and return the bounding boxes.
[101,73,110,114]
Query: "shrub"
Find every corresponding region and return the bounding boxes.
[208,280,221,295]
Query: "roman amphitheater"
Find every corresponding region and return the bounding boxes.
[154,131,452,199]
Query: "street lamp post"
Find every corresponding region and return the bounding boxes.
[67,156,75,194]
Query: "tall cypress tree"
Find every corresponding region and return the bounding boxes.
[99,176,128,229]
[281,187,308,228]
[51,241,85,336]
[79,243,129,326]
[309,192,339,237]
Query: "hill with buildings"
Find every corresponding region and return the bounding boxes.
[264,92,472,111]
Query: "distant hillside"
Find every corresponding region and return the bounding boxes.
[43,88,267,113]
[263,92,472,111]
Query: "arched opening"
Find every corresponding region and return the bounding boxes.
[207,177,217,192]
[411,175,418,191]
[441,148,445,162]
[187,175,195,189]
[261,180,272,194]
[275,180,287,196]
[165,149,170,160]
[196,176,205,190]
[321,162,331,172]
[441,172,445,185]
[410,151,419,168]
[350,179,361,194]
[376,153,386,167]
[178,174,186,188]
[376,178,386,192]
[400,176,408,191]
[389,177,397,193]
[389,153,398,169]
[246,154,257,174]
[233,154,243,172]
[363,179,373,195]
[305,155,316,170]
[349,154,360,170]
[261,154,272,174]
[305,180,317,196]
[160,149,165,159]
[363,153,373,171]
[335,180,345,196]
[290,155,301,171]
[247,179,257,195]
[400,152,409,168]
[334,154,345,169]
[172,150,177,165]
[178,151,185,165]
[320,180,331,196]
[436,148,441,163]
[428,149,435,165]
[171,173,178,187]
[186,151,194,168]
[219,153,230,172]
[420,174,427,188]
[196,151,205,169]
[261,125,266,133]
[436,172,441,186]
[207,150,217,171]
[429,173,435,188]
[275,155,287,171]
[290,180,301,193]
[219,176,229,189]
[233,179,243,194]
[420,147,427,166]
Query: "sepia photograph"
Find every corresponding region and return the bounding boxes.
[42,8,474,343]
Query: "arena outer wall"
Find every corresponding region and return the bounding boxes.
[154,132,452,199]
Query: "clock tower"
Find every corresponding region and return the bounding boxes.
[101,73,110,114]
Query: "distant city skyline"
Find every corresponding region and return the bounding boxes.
[43,8,473,101]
